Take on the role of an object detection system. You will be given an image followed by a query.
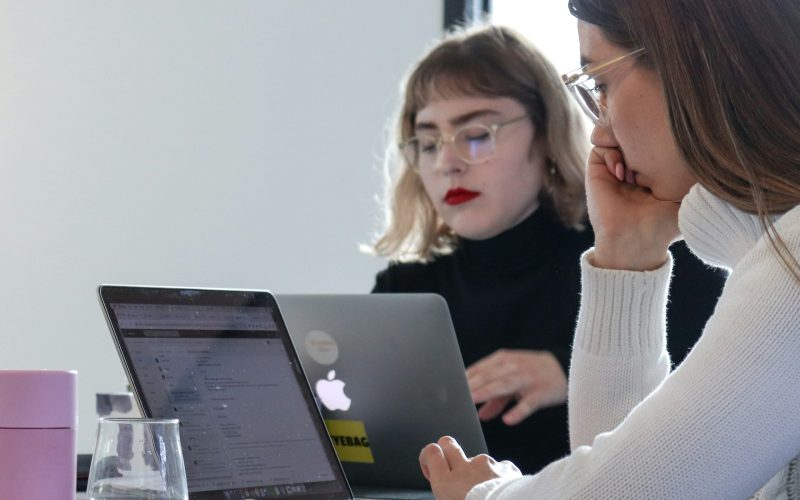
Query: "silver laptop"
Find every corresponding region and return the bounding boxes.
[98,285,355,499]
[276,294,488,499]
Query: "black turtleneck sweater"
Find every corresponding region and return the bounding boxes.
[372,207,726,474]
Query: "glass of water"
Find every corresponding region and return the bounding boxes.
[87,418,188,500]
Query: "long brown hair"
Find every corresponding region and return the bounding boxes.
[569,0,800,281]
[372,25,589,261]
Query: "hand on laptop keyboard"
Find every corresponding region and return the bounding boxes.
[419,436,521,500]
[467,349,568,425]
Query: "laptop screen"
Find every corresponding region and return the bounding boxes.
[99,286,351,500]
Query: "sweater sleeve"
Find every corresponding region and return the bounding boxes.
[568,249,673,449]
[467,236,800,499]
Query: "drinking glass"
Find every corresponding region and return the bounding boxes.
[86,418,188,500]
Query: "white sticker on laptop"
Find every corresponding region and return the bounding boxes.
[304,330,339,365]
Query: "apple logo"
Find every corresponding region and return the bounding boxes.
[315,370,351,411]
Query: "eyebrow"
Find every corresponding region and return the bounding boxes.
[415,109,501,132]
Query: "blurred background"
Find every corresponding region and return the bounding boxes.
[0,0,580,453]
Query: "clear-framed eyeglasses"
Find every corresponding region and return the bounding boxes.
[399,114,529,172]
[562,47,646,126]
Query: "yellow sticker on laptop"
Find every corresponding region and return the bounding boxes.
[324,419,375,464]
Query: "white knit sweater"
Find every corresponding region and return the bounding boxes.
[467,185,800,499]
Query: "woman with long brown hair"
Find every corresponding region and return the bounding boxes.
[419,1,800,498]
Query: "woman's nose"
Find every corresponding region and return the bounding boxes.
[436,141,466,175]
[590,123,618,148]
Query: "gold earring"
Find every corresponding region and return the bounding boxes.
[546,158,558,177]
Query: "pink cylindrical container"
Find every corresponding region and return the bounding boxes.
[0,370,77,499]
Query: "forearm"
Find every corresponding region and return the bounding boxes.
[468,239,800,499]
[567,249,672,449]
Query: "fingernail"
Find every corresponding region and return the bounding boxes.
[625,168,635,184]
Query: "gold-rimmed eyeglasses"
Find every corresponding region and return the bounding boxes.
[399,114,529,172]
[562,47,646,126]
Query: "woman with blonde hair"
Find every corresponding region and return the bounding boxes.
[419,1,800,498]
[372,24,723,475]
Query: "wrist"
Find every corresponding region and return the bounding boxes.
[592,237,669,271]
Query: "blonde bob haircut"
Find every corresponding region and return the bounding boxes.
[372,25,589,262]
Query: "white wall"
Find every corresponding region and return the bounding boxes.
[491,0,581,74]
[0,0,442,453]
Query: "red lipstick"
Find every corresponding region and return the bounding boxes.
[444,188,481,206]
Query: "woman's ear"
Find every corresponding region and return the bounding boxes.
[543,157,560,193]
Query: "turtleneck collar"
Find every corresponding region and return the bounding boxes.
[458,206,568,270]
[678,184,773,270]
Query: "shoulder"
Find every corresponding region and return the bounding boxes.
[724,204,800,303]
[372,255,453,293]
[778,203,800,238]
[748,203,800,266]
